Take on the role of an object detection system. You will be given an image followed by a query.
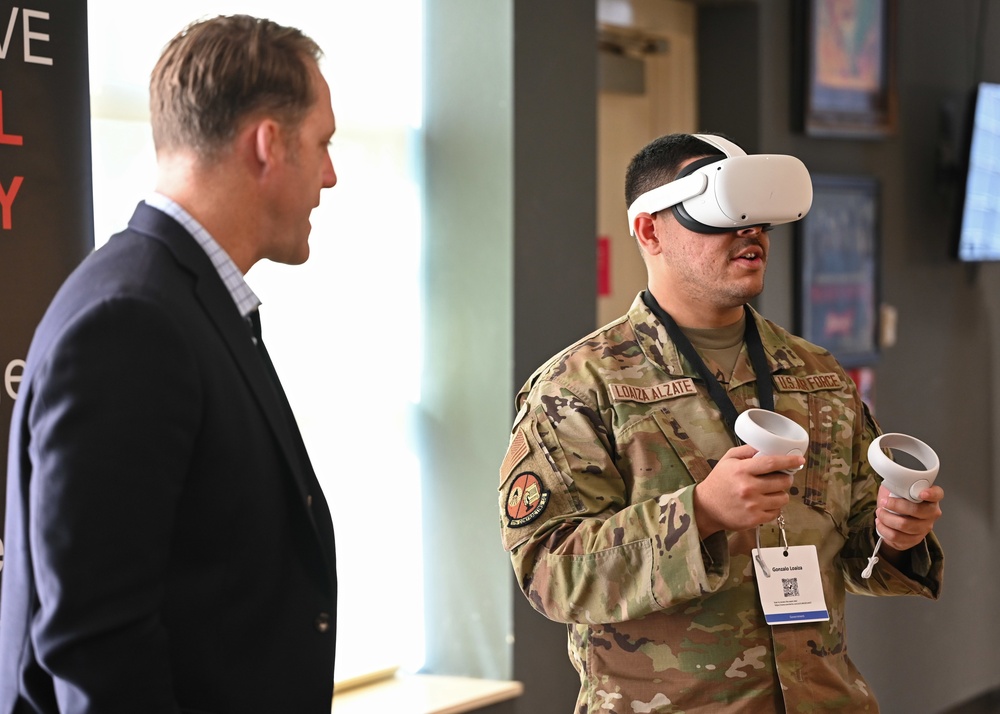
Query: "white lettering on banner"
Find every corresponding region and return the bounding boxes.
[0,7,53,65]
[0,7,15,59]
[4,358,24,401]
[21,9,51,65]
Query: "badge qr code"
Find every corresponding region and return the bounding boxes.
[781,578,800,598]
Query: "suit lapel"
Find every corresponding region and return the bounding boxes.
[126,204,337,571]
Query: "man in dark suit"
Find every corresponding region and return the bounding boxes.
[0,15,338,714]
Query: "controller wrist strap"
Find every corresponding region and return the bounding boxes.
[861,434,939,580]
[862,533,884,579]
[641,292,774,436]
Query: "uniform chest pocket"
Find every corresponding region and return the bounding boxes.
[612,407,716,505]
[798,391,855,537]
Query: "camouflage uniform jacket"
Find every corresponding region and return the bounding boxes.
[498,293,943,714]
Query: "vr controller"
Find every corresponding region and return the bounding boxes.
[734,408,808,474]
[867,433,940,503]
[862,432,939,579]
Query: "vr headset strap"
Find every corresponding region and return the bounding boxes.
[627,173,708,236]
[692,133,746,158]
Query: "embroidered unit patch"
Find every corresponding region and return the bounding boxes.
[505,471,550,528]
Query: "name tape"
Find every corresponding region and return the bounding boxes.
[609,378,697,404]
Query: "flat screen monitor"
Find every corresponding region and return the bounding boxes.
[958,81,1000,261]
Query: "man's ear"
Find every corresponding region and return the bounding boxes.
[633,213,663,256]
[252,118,283,168]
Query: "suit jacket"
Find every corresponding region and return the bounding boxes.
[0,202,338,714]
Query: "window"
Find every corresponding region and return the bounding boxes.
[88,1,425,683]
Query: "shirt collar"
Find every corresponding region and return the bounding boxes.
[144,192,261,318]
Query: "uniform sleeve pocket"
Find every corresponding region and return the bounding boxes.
[498,416,583,552]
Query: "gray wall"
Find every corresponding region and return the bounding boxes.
[699,2,998,713]
[421,2,595,711]
[510,2,598,712]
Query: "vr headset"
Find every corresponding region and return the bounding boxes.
[627,134,813,236]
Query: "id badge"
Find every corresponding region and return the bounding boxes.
[751,544,830,625]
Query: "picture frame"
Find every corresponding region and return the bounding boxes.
[795,175,880,368]
[798,0,898,138]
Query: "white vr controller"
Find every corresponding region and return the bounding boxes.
[734,408,808,473]
[862,432,939,579]
[867,433,939,503]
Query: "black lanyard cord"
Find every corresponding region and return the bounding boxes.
[641,290,775,436]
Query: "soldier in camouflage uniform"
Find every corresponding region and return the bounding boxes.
[498,134,944,713]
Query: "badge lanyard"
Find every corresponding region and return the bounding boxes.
[640,290,774,434]
[642,292,828,622]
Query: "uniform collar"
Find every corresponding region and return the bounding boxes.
[626,292,806,381]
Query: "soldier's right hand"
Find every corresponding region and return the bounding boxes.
[692,444,801,538]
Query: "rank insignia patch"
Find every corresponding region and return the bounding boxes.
[505,471,550,528]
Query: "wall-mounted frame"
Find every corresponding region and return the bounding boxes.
[798,0,898,138]
[795,175,880,367]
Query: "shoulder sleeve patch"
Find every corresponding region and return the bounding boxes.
[503,472,550,529]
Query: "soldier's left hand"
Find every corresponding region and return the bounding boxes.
[875,483,944,552]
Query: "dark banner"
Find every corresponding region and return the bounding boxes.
[0,1,94,570]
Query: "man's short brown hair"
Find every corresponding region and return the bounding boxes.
[150,14,323,159]
[624,133,727,208]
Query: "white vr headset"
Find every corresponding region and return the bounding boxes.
[627,134,814,236]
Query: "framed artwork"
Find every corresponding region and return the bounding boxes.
[799,0,898,138]
[795,175,880,368]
